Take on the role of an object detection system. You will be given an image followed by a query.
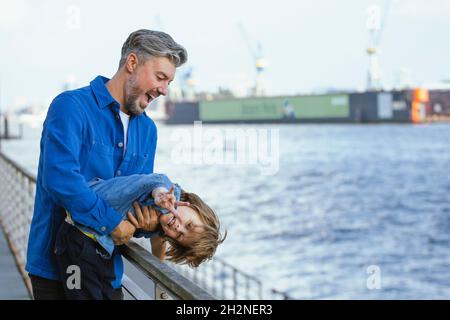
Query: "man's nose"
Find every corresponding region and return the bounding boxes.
[157,85,168,96]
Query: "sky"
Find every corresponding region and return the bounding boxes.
[0,0,450,110]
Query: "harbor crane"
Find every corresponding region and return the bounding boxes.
[153,15,195,101]
[366,0,392,90]
[238,23,268,97]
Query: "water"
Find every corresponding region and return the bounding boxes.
[2,121,450,299]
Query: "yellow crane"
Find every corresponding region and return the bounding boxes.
[238,22,268,97]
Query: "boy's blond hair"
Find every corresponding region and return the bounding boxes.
[164,191,226,267]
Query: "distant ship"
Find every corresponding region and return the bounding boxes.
[164,87,449,125]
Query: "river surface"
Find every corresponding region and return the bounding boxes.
[2,120,449,299]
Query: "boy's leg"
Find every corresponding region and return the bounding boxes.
[54,222,115,300]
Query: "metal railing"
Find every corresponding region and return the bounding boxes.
[121,241,213,299]
[0,151,293,300]
[0,151,35,297]
[169,256,292,300]
[0,151,214,300]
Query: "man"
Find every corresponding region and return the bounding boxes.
[25,29,187,299]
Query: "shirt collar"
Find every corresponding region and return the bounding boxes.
[90,76,118,109]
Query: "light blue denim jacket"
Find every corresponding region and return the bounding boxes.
[68,173,181,258]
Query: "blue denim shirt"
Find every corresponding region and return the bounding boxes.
[26,76,157,289]
[72,173,181,257]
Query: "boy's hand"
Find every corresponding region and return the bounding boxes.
[153,185,190,217]
[128,203,159,232]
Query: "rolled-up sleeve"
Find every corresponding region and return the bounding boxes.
[41,93,122,235]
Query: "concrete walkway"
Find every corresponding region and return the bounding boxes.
[0,227,30,299]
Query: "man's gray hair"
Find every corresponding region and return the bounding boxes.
[119,29,187,68]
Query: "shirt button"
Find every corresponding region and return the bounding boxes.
[117,142,124,148]
[116,170,121,176]
[101,226,106,232]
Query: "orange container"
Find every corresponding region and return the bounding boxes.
[413,88,429,103]
[411,101,424,123]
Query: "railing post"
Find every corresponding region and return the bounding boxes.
[258,280,263,299]
[233,267,238,300]
[245,273,250,299]
[211,261,216,297]
[221,263,226,299]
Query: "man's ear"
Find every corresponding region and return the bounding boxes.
[125,53,138,73]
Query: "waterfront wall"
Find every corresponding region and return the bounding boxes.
[165,89,446,124]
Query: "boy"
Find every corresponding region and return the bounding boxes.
[54,173,226,299]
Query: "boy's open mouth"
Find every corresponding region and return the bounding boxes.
[167,215,176,227]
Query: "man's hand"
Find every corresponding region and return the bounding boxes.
[127,203,159,232]
[110,220,136,245]
[153,185,190,217]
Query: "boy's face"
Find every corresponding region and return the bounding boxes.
[159,206,204,247]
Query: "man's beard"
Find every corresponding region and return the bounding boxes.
[123,75,146,116]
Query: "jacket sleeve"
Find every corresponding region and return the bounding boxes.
[41,93,122,235]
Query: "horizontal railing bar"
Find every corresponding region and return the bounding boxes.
[121,241,215,300]
[0,152,36,183]
[213,256,262,285]
[121,274,153,300]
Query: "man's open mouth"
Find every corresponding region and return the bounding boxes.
[146,92,156,103]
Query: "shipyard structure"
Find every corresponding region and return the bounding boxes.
[164,2,450,126]
[164,88,449,125]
